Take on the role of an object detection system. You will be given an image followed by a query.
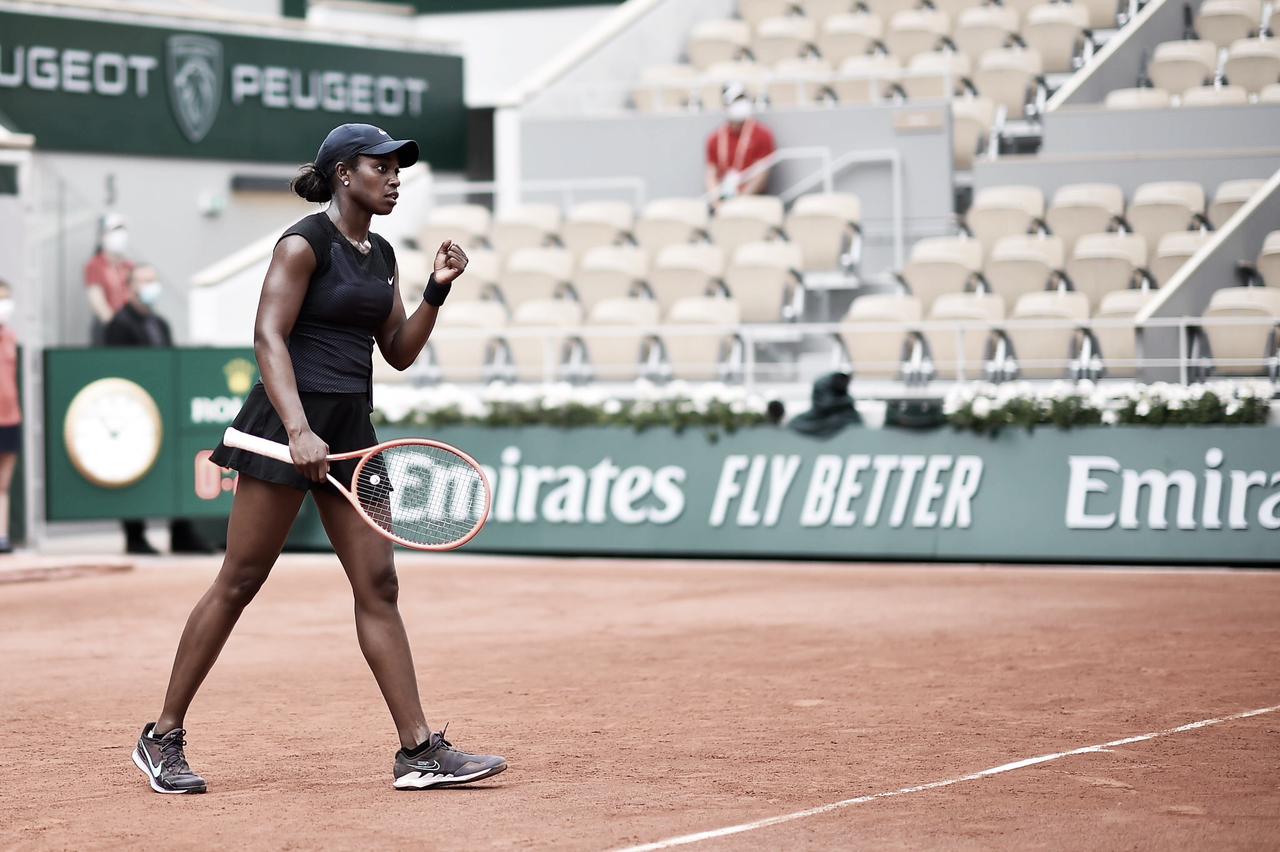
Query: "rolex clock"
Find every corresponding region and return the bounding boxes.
[63,378,164,489]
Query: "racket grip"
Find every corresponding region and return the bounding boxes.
[222,427,296,464]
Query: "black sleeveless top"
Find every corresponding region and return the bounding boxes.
[277,212,397,398]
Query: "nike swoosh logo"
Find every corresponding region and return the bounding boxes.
[142,745,164,776]
[387,276,394,286]
[411,760,441,771]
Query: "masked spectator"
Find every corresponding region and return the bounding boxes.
[705,84,777,207]
[85,212,134,344]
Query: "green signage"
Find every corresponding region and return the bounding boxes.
[0,10,465,168]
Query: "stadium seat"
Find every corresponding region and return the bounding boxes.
[496,247,575,310]
[699,61,773,107]
[1209,178,1265,228]
[582,298,661,381]
[1004,290,1090,378]
[861,0,926,20]
[645,243,727,314]
[972,46,1044,119]
[1104,87,1173,108]
[632,65,700,112]
[1224,38,1280,94]
[952,96,997,171]
[840,293,922,379]
[633,198,710,257]
[465,249,503,295]
[753,16,820,65]
[784,192,862,271]
[660,296,742,381]
[884,9,953,62]
[983,234,1064,308]
[573,245,649,310]
[709,195,786,256]
[817,13,885,65]
[953,6,1019,64]
[1022,3,1091,74]
[1126,181,1208,261]
[490,203,562,255]
[1045,183,1126,254]
[420,204,491,252]
[998,0,1050,24]
[927,0,991,19]
[1262,82,1280,102]
[1150,230,1211,286]
[799,0,857,19]
[831,54,902,103]
[767,58,836,107]
[901,51,974,99]
[922,291,1004,379]
[1065,232,1150,311]
[427,300,508,383]
[560,201,635,260]
[1074,0,1122,28]
[1180,84,1250,105]
[1147,40,1219,96]
[740,0,800,26]
[393,249,432,298]
[899,235,985,310]
[964,184,1046,257]
[724,240,806,321]
[1091,288,1156,377]
[503,299,584,382]
[1196,0,1263,49]
[1256,230,1280,287]
[688,19,753,70]
[1201,286,1280,375]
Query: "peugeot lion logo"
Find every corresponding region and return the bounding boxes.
[167,35,223,144]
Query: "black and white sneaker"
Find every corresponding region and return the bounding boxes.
[133,723,208,794]
[393,725,507,790]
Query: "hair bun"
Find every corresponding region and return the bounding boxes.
[290,163,332,203]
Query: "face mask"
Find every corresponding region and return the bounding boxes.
[139,282,163,306]
[0,300,13,325]
[103,229,129,255]
[727,99,753,123]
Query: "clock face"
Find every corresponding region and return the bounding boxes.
[63,378,164,489]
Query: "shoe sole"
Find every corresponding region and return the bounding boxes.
[132,747,207,794]
[393,761,507,790]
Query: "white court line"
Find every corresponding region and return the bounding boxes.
[614,704,1280,852]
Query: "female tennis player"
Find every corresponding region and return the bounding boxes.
[133,123,506,794]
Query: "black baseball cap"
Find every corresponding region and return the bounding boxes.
[315,123,420,176]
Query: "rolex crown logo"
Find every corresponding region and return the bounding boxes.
[224,358,256,395]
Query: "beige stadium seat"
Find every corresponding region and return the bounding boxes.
[832,54,903,103]
[965,184,1046,257]
[1224,38,1280,94]
[1262,83,1280,102]
[923,292,1004,379]
[428,300,508,383]
[860,0,924,19]
[646,243,727,314]
[952,96,997,171]
[953,6,1020,64]
[582,298,661,381]
[1091,288,1155,377]
[1209,178,1265,228]
[901,51,974,99]
[688,19,752,69]
[420,204,491,253]
[884,9,953,62]
[767,58,836,107]
[753,16,820,65]
[1065,232,1150,311]
[1126,181,1207,261]
[1150,230,1211,286]
[724,241,806,321]
[1005,290,1090,378]
[490,203,562,256]
[839,293,922,379]
[799,0,857,19]
[709,195,786,256]
[998,0,1049,24]
[1180,84,1250,105]
[1255,230,1280,287]
[899,235,984,310]
[1074,0,1122,28]
[983,234,1064,309]
[573,245,649,311]
[661,297,742,381]
[634,197,710,257]
[632,64,700,112]
[817,13,885,65]
[1201,286,1280,375]
[560,201,635,260]
[973,47,1043,119]
[1147,40,1218,96]
[496,247,575,310]
[1196,0,1264,49]
[1022,3,1090,74]
[393,249,431,297]
[740,0,800,26]
[699,61,773,107]
[784,192,862,271]
[503,299,584,382]
[1104,87,1173,109]
[461,249,503,300]
[1045,183,1126,254]
[928,0,991,19]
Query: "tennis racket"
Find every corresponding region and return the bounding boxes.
[221,427,491,551]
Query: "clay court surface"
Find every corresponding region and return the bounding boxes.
[2,555,1278,851]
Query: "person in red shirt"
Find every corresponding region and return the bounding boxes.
[84,212,134,344]
[704,84,777,207]
[0,280,20,554]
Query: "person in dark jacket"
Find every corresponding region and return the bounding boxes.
[104,264,214,555]
[788,372,863,438]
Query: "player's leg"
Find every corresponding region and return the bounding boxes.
[0,451,17,550]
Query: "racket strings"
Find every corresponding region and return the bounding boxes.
[353,445,487,547]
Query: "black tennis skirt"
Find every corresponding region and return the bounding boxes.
[209,384,377,493]
[0,424,20,454]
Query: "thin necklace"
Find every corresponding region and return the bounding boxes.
[328,209,371,254]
